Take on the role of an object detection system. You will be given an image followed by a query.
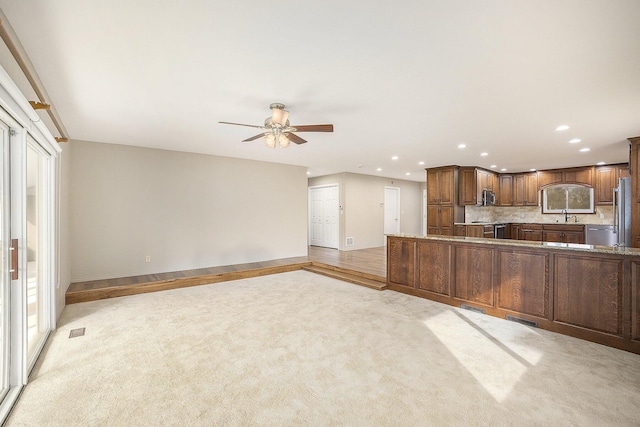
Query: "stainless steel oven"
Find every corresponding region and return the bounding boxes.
[494,223,506,239]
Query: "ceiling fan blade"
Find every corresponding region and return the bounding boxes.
[219,121,265,129]
[285,132,307,145]
[291,124,334,132]
[242,133,267,142]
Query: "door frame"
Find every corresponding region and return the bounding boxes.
[308,184,340,249]
[0,64,61,423]
[384,186,401,238]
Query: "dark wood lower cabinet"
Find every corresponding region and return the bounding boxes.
[554,254,622,336]
[498,250,548,318]
[387,238,416,287]
[417,241,452,295]
[454,245,494,306]
[387,235,640,354]
[633,262,640,342]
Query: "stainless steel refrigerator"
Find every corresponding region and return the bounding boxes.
[615,177,632,247]
[585,177,631,246]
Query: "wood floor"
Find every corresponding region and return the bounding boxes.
[66,246,387,304]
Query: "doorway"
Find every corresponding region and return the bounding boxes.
[0,111,57,421]
[309,185,339,249]
[384,187,400,238]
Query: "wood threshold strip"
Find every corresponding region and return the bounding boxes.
[66,261,387,305]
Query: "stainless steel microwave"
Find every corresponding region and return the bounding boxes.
[482,189,496,206]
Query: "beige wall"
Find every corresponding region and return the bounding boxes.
[309,172,423,250]
[70,140,308,282]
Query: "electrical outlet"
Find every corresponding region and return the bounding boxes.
[145,256,151,263]
[600,213,604,219]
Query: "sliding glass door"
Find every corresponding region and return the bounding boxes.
[26,139,50,366]
[0,119,10,402]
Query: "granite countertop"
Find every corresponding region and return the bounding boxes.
[386,233,640,256]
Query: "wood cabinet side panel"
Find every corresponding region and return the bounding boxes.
[454,245,494,306]
[632,261,640,341]
[417,241,453,296]
[554,255,623,335]
[498,250,548,318]
[388,238,416,287]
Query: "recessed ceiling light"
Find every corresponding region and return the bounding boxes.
[418,161,425,165]
[530,168,536,171]
[490,165,497,168]
[569,138,581,144]
[391,156,399,160]
[579,148,590,152]
[596,161,606,165]
[480,152,488,156]
[376,168,382,171]
[306,171,310,175]
[500,168,507,172]
[556,125,570,131]
[457,144,466,149]
[405,172,411,176]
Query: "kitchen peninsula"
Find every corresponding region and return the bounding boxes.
[387,233,640,354]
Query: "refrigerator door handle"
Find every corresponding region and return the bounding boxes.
[613,187,618,234]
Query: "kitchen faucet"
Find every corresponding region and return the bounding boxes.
[561,209,568,223]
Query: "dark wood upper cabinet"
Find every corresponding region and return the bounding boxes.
[595,163,631,205]
[498,174,514,206]
[426,166,464,236]
[458,167,497,206]
[538,166,594,188]
[427,167,455,205]
[514,172,539,206]
[538,170,563,188]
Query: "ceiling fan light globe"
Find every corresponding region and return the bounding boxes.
[265,133,276,148]
[272,108,289,127]
[279,134,290,148]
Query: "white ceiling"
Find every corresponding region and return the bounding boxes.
[2,1,640,182]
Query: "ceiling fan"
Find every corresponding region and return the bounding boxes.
[219,103,334,148]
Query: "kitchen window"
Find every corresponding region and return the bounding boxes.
[542,184,594,214]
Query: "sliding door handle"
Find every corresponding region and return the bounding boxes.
[9,239,17,280]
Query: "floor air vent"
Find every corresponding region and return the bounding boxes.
[460,304,486,314]
[506,315,538,328]
[69,327,86,338]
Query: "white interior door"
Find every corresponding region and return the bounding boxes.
[384,187,400,237]
[309,185,339,249]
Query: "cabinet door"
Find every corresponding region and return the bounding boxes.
[563,231,585,244]
[427,206,440,229]
[466,225,484,238]
[388,238,416,287]
[521,228,542,241]
[594,166,616,205]
[564,167,593,186]
[426,169,441,204]
[513,174,526,206]
[498,175,513,206]
[525,173,539,205]
[543,230,564,242]
[538,170,563,188]
[459,168,478,205]
[454,225,466,236]
[510,224,520,240]
[439,206,454,232]
[438,168,455,205]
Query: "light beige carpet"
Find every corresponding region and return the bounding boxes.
[7,270,640,426]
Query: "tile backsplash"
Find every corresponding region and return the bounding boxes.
[465,205,614,224]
